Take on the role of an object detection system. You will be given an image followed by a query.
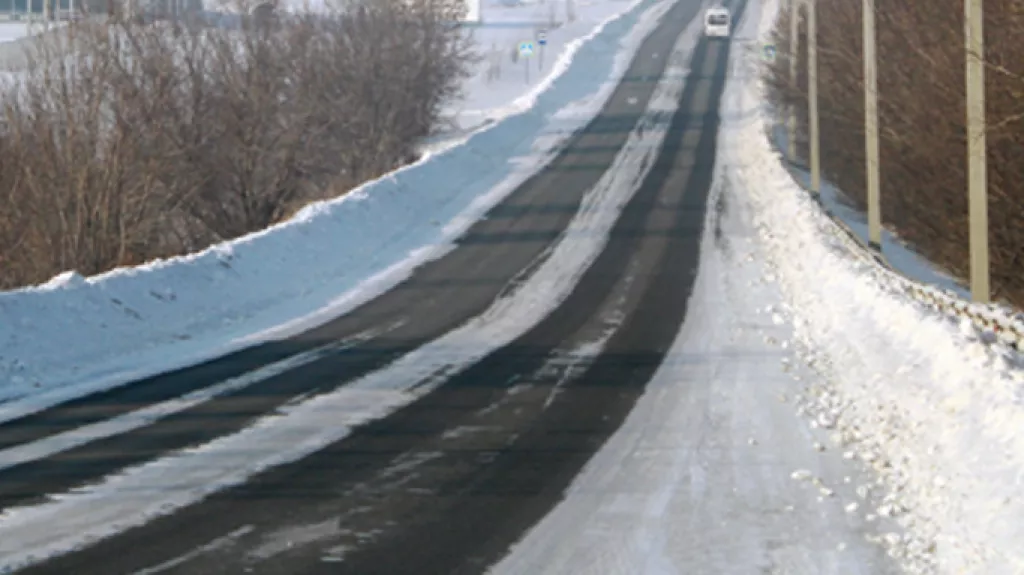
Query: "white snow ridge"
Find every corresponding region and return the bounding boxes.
[721,0,1024,572]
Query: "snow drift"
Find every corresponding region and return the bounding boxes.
[722,0,1024,572]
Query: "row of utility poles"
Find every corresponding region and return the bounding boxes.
[786,0,990,303]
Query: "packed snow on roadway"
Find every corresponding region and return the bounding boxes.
[0,0,1022,573]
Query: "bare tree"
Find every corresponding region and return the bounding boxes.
[0,0,474,290]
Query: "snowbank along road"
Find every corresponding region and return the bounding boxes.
[0,0,901,573]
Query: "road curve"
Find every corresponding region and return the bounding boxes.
[0,0,696,510]
[2,0,754,572]
[0,0,708,510]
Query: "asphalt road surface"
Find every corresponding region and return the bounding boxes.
[0,0,871,572]
[0,0,705,507]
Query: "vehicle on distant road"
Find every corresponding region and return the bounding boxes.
[703,6,730,39]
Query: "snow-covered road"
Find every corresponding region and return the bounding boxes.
[0,0,1021,572]
[488,163,898,575]
[0,3,697,564]
[488,4,901,571]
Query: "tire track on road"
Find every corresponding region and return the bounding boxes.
[0,0,685,517]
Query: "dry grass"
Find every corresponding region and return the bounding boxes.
[765,1,1024,307]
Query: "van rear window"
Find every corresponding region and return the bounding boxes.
[708,14,729,25]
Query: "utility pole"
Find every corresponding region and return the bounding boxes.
[538,30,546,71]
[965,0,989,302]
[787,0,798,162]
[807,0,820,195]
[785,0,820,196]
[863,0,882,250]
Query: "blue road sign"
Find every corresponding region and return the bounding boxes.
[519,41,535,57]
[538,30,547,45]
[763,44,777,62]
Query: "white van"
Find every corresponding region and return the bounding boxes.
[704,7,731,39]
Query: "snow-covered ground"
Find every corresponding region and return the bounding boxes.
[0,21,70,70]
[0,0,674,423]
[717,0,1024,572]
[0,23,32,44]
[768,133,1023,350]
[427,0,644,149]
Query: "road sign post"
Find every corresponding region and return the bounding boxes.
[538,30,547,70]
[787,0,798,162]
[519,41,535,83]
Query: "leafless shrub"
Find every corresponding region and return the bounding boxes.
[765,1,1024,307]
[0,0,472,289]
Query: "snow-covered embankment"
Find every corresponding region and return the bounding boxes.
[722,0,1024,572]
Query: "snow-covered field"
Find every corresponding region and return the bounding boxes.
[718,0,1024,572]
[0,23,32,44]
[0,0,673,420]
[0,20,71,71]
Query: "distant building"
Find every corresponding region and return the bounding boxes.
[0,0,203,20]
[137,0,205,20]
[0,0,74,18]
